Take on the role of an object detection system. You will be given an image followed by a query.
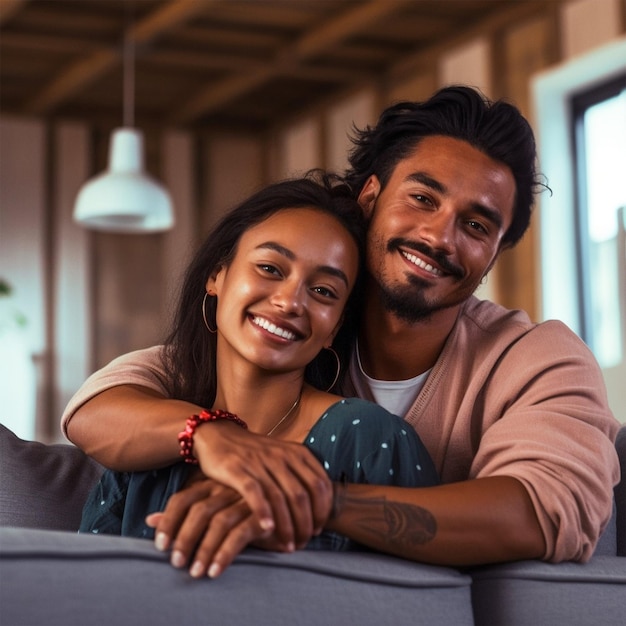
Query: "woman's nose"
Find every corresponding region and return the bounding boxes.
[271,280,305,315]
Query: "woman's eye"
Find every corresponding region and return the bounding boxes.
[259,264,281,276]
[312,286,337,299]
[412,194,433,206]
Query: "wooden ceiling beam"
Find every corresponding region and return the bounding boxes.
[0,0,29,26]
[388,0,551,82]
[128,0,214,46]
[23,0,215,115]
[293,0,413,60]
[173,0,414,124]
[25,48,118,115]
[0,31,100,54]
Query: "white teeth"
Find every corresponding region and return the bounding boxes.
[252,316,297,341]
[402,251,444,277]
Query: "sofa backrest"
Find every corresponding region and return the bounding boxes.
[0,423,104,531]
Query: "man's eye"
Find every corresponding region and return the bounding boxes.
[467,220,487,234]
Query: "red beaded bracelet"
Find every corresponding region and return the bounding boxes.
[178,409,248,465]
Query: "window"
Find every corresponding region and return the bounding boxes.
[572,75,626,367]
[533,37,626,423]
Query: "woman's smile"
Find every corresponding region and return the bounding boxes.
[249,314,302,342]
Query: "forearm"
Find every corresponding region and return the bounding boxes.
[327,476,545,566]
[66,385,203,471]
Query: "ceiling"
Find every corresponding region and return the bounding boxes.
[1,0,551,132]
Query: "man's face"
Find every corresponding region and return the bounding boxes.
[359,135,516,323]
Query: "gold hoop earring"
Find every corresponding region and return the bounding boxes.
[202,292,217,334]
[324,346,341,392]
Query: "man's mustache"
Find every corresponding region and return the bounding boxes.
[387,238,465,279]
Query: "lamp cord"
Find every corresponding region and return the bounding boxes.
[123,4,135,128]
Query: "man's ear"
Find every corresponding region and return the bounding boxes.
[357,175,381,218]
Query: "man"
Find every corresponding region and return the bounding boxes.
[63,86,619,579]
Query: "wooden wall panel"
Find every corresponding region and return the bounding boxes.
[202,134,264,234]
[494,16,557,320]
[561,0,622,58]
[161,131,197,333]
[51,123,92,438]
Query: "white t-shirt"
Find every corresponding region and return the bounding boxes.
[349,340,430,417]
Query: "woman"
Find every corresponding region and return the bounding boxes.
[79,172,437,578]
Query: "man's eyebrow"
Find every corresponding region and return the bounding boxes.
[469,202,504,230]
[406,172,446,193]
[405,172,504,230]
[256,241,350,286]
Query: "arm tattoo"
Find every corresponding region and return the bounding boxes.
[333,487,437,548]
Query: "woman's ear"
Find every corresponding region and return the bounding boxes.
[357,175,381,218]
[205,265,225,296]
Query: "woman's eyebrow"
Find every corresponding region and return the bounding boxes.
[256,241,295,260]
[256,241,349,286]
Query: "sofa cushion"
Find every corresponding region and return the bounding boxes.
[594,501,617,556]
[0,424,103,530]
[471,558,626,626]
[0,527,474,626]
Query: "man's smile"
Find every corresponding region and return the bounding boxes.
[401,250,444,277]
[388,238,464,280]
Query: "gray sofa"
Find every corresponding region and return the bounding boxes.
[1,422,624,626]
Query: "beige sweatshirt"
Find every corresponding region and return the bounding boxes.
[62,296,620,563]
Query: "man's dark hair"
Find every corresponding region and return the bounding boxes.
[344,85,545,248]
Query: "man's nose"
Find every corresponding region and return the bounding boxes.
[419,208,455,253]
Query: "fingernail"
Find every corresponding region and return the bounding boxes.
[286,542,295,553]
[259,518,274,531]
[155,532,169,552]
[208,562,221,579]
[171,550,186,568]
[190,561,205,578]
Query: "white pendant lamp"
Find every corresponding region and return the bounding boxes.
[73,30,174,233]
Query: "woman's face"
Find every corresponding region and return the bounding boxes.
[207,207,360,374]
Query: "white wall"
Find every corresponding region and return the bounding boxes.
[0,117,47,440]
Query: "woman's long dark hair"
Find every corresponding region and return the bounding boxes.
[161,170,367,409]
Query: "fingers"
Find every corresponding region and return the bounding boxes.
[264,461,321,548]
[183,501,269,579]
[148,479,238,560]
[193,424,333,545]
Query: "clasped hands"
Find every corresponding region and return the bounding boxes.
[146,421,334,579]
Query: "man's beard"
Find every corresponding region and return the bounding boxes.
[378,275,443,323]
[375,237,465,323]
